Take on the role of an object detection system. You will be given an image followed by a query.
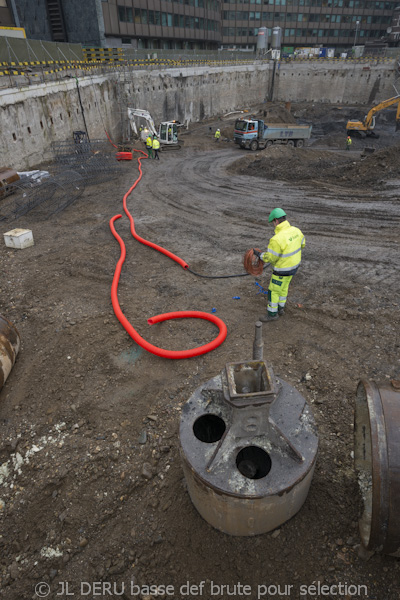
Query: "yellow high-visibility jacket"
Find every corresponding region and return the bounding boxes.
[152,138,160,150]
[260,220,305,275]
[146,136,153,148]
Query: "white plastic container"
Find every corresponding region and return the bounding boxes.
[3,228,34,249]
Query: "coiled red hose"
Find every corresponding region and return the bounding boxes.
[109,149,227,359]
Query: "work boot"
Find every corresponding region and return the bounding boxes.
[259,313,279,322]
[278,307,285,316]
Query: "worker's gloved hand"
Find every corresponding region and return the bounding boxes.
[253,249,262,259]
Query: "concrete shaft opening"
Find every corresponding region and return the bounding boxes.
[193,414,226,443]
[236,446,272,480]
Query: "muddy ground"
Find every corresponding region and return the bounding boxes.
[0,102,400,600]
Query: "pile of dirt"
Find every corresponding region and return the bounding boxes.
[228,143,400,188]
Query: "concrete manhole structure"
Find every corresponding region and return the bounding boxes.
[180,344,319,536]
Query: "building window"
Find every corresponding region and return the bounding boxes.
[118,6,133,22]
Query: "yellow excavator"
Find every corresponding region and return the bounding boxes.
[346,94,400,138]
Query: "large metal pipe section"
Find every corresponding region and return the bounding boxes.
[0,315,21,391]
[180,357,318,536]
[354,378,400,556]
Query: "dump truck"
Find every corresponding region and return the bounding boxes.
[234,117,312,151]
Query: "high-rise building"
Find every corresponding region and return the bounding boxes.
[221,0,398,52]
[11,0,105,46]
[7,0,400,52]
[0,0,14,27]
[102,0,221,49]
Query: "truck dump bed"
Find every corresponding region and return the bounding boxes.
[233,118,312,150]
[263,124,312,139]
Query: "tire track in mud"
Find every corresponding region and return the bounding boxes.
[139,149,400,295]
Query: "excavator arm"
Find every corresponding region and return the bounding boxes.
[363,95,400,129]
[126,108,182,149]
[127,108,157,137]
[346,95,400,136]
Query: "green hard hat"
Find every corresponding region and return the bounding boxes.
[268,208,287,223]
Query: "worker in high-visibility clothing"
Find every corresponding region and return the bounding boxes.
[214,128,221,142]
[152,135,160,160]
[146,134,153,158]
[346,135,352,151]
[253,208,305,322]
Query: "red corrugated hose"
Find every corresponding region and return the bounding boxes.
[109,149,227,359]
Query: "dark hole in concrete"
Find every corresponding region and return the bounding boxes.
[232,364,269,395]
[236,446,271,479]
[193,414,226,443]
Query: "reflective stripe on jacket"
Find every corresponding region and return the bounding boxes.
[152,139,160,150]
[260,220,305,275]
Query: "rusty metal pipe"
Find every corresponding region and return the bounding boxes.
[0,315,21,391]
[354,378,400,556]
[252,321,264,361]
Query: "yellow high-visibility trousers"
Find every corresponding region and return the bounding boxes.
[267,274,293,315]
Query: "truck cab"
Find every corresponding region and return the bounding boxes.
[234,118,265,150]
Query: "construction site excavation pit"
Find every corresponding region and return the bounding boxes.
[1,99,400,599]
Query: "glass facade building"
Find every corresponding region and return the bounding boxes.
[102,0,398,51]
[102,0,221,49]
[220,0,397,51]
[3,0,399,52]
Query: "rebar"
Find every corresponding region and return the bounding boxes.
[51,139,122,185]
[0,170,86,222]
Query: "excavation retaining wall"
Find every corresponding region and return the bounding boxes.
[0,61,396,170]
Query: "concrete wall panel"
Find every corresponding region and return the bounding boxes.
[0,61,396,170]
[274,62,395,105]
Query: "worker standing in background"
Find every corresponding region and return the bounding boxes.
[152,135,160,160]
[215,128,221,142]
[253,208,305,322]
[346,135,352,151]
[146,134,153,158]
